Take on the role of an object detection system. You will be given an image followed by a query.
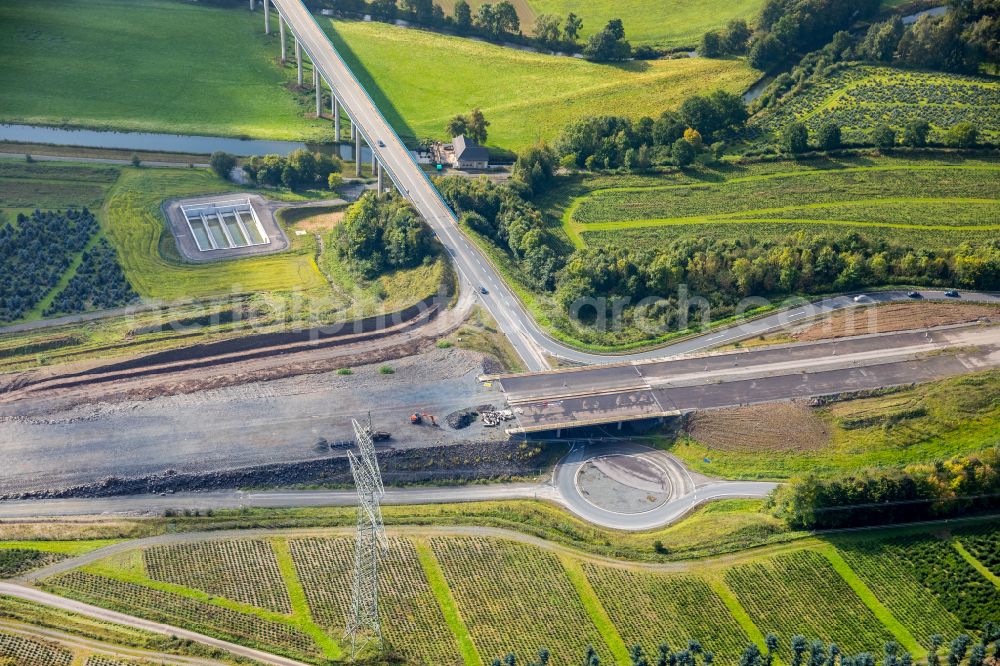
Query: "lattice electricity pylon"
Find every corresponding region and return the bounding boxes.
[353,418,385,497]
[345,427,389,658]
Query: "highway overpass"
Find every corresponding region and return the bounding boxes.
[491,324,1000,434]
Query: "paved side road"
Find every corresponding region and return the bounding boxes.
[0,619,233,666]
[0,583,313,666]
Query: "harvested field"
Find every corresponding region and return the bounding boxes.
[685,403,830,452]
[793,303,1000,342]
[280,207,345,233]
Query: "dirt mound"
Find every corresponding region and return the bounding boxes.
[686,402,831,452]
[446,404,494,429]
[795,303,999,342]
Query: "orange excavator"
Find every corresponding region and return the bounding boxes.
[410,412,438,426]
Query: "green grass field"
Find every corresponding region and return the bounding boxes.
[27,519,1000,666]
[323,19,758,153]
[752,65,1000,144]
[670,369,1000,480]
[561,155,1000,249]
[0,0,330,141]
[524,0,766,48]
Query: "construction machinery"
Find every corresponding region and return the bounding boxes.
[410,412,438,426]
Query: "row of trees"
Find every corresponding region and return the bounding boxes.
[321,0,641,59]
[499,630,1000,666]
[241,149,344,190]
[554,235,1000,330]
[781,119,980,153]
[771,447,1000,529]
[334,191,434,279]
[436,175,563,290]
[553,91,748,170]
[858,1,1000,74]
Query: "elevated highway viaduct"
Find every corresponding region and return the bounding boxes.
[489,324,1000,434]
[251,1,1000,376]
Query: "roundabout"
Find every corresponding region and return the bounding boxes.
[552,442,777,530]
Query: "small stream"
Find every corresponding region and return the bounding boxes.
[0,123,368,160]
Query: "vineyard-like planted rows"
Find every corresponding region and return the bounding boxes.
[883,536,1000,630]
[752,65,1000,143]
[288,537,463,665]
[582,564,751,664]
[0,548,64,578]
[581,221,998,252]
[43,571,321,660]
[144,539,291,614]
[571,167,1000,225]
[834,539,965,647]
[957,527,1000,578]
[431,536,611,666]
[724,550,895,658]
[0,631,73,666]
[728,200,1000,228]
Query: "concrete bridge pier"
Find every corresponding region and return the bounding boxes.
[279,16,286,62]
[355,132,362,177]
[264,0,270,34]
[250,0,255,11]
[295,41,302,85]
[314,68,321,116]
[333,97,341,140]
[376,161,383,191]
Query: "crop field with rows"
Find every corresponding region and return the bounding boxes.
[42,571,322,660]
[956,526,1000,578]
[0,548,64,578]
[723,550,895,657]
[0,631,72,666]
[752,65,1000,143]
[834,539,965,647]
[0,161,118,213]
[563,157,1000,251]
[431,536,611,665]
[582,565,751,663]
[885,535,1000,630]
[288,537,464,665]
[144,539,292,614]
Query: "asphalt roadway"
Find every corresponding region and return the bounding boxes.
[266,1,1000,371]
[0,582,313,666]
[270,0,549,370]
[498,324,1000,433]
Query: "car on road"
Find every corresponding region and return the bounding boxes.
[480,286,489,295]
[853,294,870,302]
[944,290,960,297]
[377,140,385,147]
[907,291,922,298]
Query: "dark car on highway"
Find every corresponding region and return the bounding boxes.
[480,287,489,294]
[908,291,922,298]
[945,290,960,297]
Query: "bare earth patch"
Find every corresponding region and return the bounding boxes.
[292,210,344,233]
[794,303,999,342]
[686,402,831,452]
